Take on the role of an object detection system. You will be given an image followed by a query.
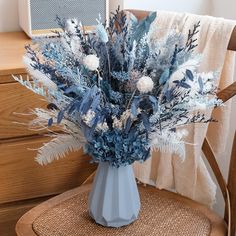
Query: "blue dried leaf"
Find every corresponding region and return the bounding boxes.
[198,77,204,94]
[57,110,64,124]
[48,118,53,127]
[133,12,157,42]
[57,84,67,89]
[79,86,99,114]
[81,122,92,141]
[149,95,158,112]
[91,93,101,111]
[68,101,81,114]
[173,80,179,84]
[79,90,91,113]
[64,85,85,96]
[141,112,151,131]
[179,82,191,89]
[88,116,100,139]
[64,86,76,94]
[96,24,108,43]
[159,69,170,85]
[128,126,137,140]
[186,69,194,81]
[125,117,133,134]
[165,89,174,102]
[131,97,140,118]
[129,12,138,27]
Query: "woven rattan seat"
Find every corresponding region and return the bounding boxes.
[16,184,226,236]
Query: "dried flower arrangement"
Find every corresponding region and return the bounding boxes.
[14,9,221,168]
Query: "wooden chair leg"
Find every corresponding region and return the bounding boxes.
[225,132,236,236]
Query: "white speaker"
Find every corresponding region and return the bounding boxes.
[18,0,109,38]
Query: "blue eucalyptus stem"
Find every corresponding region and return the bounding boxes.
[105,43,111,81]
[96,69,102,87]
[126,89,137,109]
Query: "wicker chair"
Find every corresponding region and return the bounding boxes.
[16,10,236,236]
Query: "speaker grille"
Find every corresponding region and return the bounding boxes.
[30,0,107,30]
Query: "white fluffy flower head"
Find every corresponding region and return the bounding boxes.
[66,19,78,34]
[195,102,207,111]
[82,110,96,127]
[96,122,109,131]
[137,76,154,93]
[112,116,123,129]
[83,55,100,71]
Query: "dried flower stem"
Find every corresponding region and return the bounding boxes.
[105,44,111,81]
[126,89,137,109]
[96,69,102,87]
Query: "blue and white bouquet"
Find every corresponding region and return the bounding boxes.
[14,9,221,168]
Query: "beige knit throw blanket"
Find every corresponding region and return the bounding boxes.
[133,10,236,207]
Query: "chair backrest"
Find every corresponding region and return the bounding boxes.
[127,9,236,236]
[126,9,236,51]
[202,81,236,236]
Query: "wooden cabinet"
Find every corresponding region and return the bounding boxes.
[0,83,49,139]
[0,32,96,236]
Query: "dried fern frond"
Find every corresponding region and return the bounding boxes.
[28,108,56,131]
[23,55,58,90]
[150,130,186,160]
[35,134,85,165]
[30,108,85,138]
[12,75,71,108]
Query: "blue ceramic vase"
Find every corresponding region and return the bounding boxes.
[89,162,140,227]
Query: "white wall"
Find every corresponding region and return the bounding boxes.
[0,0,215,32]
[211,0,236,20]
[124,0,211,15]
[0,0,123,32]
[0,0,20,32]
[2,0,236,32]
[110,0,123,14]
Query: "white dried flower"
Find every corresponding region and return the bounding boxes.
[83,55,100,71]
[120,110,131,122]
[66,19,78,35]
[82,110,96,126]
[112,116,123,129]
[169,58,201,85]
[203,82,214,93]
[195,102,207,111]
[96,24,108,43]
[137,76,154,93]
[23,56,57,90]
[96,122,109,131]
[70,37,82,57]
[188,99,207,111]
[199,72,214,81]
